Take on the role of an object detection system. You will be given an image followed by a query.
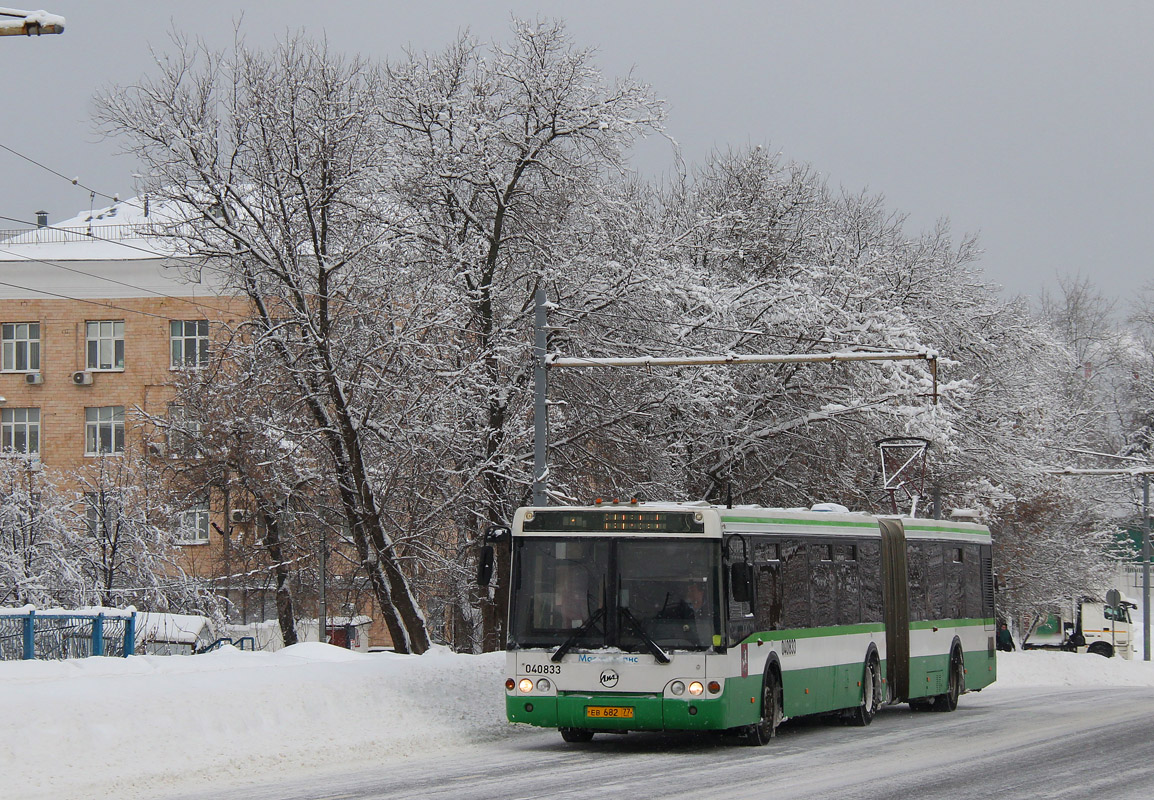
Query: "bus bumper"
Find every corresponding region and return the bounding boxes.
[506,691,738,732]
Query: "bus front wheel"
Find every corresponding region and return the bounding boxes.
[746,668,783,746]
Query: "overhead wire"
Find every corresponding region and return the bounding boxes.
[0,141,120,203]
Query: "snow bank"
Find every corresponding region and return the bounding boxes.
[0,644,511,800]
[991,649,1154,689]
[3,644,1154,799]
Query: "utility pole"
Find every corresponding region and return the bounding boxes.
[532,286,549,506]
[318,527,327,644]
[1051,465,1154,662]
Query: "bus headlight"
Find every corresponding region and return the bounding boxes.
[518,678,534,693]
[670,680,686,696]
[688,681,704,696]
[536,678,552,692]
[708,681,721,694]
[505,678,516,692]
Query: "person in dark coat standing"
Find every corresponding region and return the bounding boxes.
[996,622,1015,652]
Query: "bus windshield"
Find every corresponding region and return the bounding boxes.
[508,536,720,652]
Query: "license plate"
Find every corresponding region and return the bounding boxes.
[586,706,634,719]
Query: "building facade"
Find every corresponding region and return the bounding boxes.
[0,201,385,646]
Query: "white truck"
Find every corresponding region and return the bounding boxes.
[1023,590,1136,659]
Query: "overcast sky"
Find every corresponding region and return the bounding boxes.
[1,1,1150,303]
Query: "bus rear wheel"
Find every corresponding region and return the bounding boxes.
[559,728,594,743]
[746,668,783,746]
[932,648,964,712]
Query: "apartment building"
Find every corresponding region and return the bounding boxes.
[0,198,389,647]
[0,201,254,598]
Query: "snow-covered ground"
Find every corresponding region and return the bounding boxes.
[3,645,1154,800]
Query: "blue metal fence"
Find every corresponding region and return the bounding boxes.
[0,609,136,660]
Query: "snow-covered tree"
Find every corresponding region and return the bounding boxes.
[0,457,78,606]
[378,19,665,649]
[96,33,438,652]
[68,454,215,613]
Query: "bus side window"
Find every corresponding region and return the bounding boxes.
[809,540,836,627]
[926,542,945,620]
[858,539,884,623]
[835,543,861,625]
[781,540,810,628]
[755,562,783,630]
[944,545,965,619]
[906,542,928,622]
[963,544,982,619]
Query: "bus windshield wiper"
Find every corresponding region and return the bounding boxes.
[618,606,670,664]
[550,607,605,663]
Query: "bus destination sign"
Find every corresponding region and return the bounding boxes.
[522,510,705,533]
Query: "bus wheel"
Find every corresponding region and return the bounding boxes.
[849,655,882,726]
[932,648,964,712]
[1087,642,1114,658]
[746,668,783,746]
[559,728,594,743]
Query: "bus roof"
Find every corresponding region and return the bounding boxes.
[512,503,991,543]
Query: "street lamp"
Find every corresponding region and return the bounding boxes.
[0,7,65,36]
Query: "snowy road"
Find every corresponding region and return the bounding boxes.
[177,685,1154,800]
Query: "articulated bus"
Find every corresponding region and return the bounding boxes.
[501,501,996,744]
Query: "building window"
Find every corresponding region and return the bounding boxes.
[170,320,209,368]
[177,502,210,545]
[166,403,202,457]
[2,322,40,372]
[86,320,125,370]
[84,492,119,538]
[85,406,125,454]
[1,408,40,455]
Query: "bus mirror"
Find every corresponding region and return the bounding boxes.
[730,563,753,603]
[477,545,495,587]
[485,526,511,544]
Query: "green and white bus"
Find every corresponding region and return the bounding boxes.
[499,500,996,744]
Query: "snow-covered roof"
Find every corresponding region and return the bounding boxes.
[134,612,215,645]
[0,196,180,262]
[0,196,231,300]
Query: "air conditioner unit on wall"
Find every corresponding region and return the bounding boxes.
[72,370,94,386]
[25,373,44,385]
[229,509,251,524]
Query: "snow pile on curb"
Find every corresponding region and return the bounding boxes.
[5,644,1154,799]
[989,649,1154,689]
[0,643,511,800]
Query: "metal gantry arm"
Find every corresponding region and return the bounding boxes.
[529,287,941,502]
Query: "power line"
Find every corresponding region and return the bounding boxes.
[0,142,119,203]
